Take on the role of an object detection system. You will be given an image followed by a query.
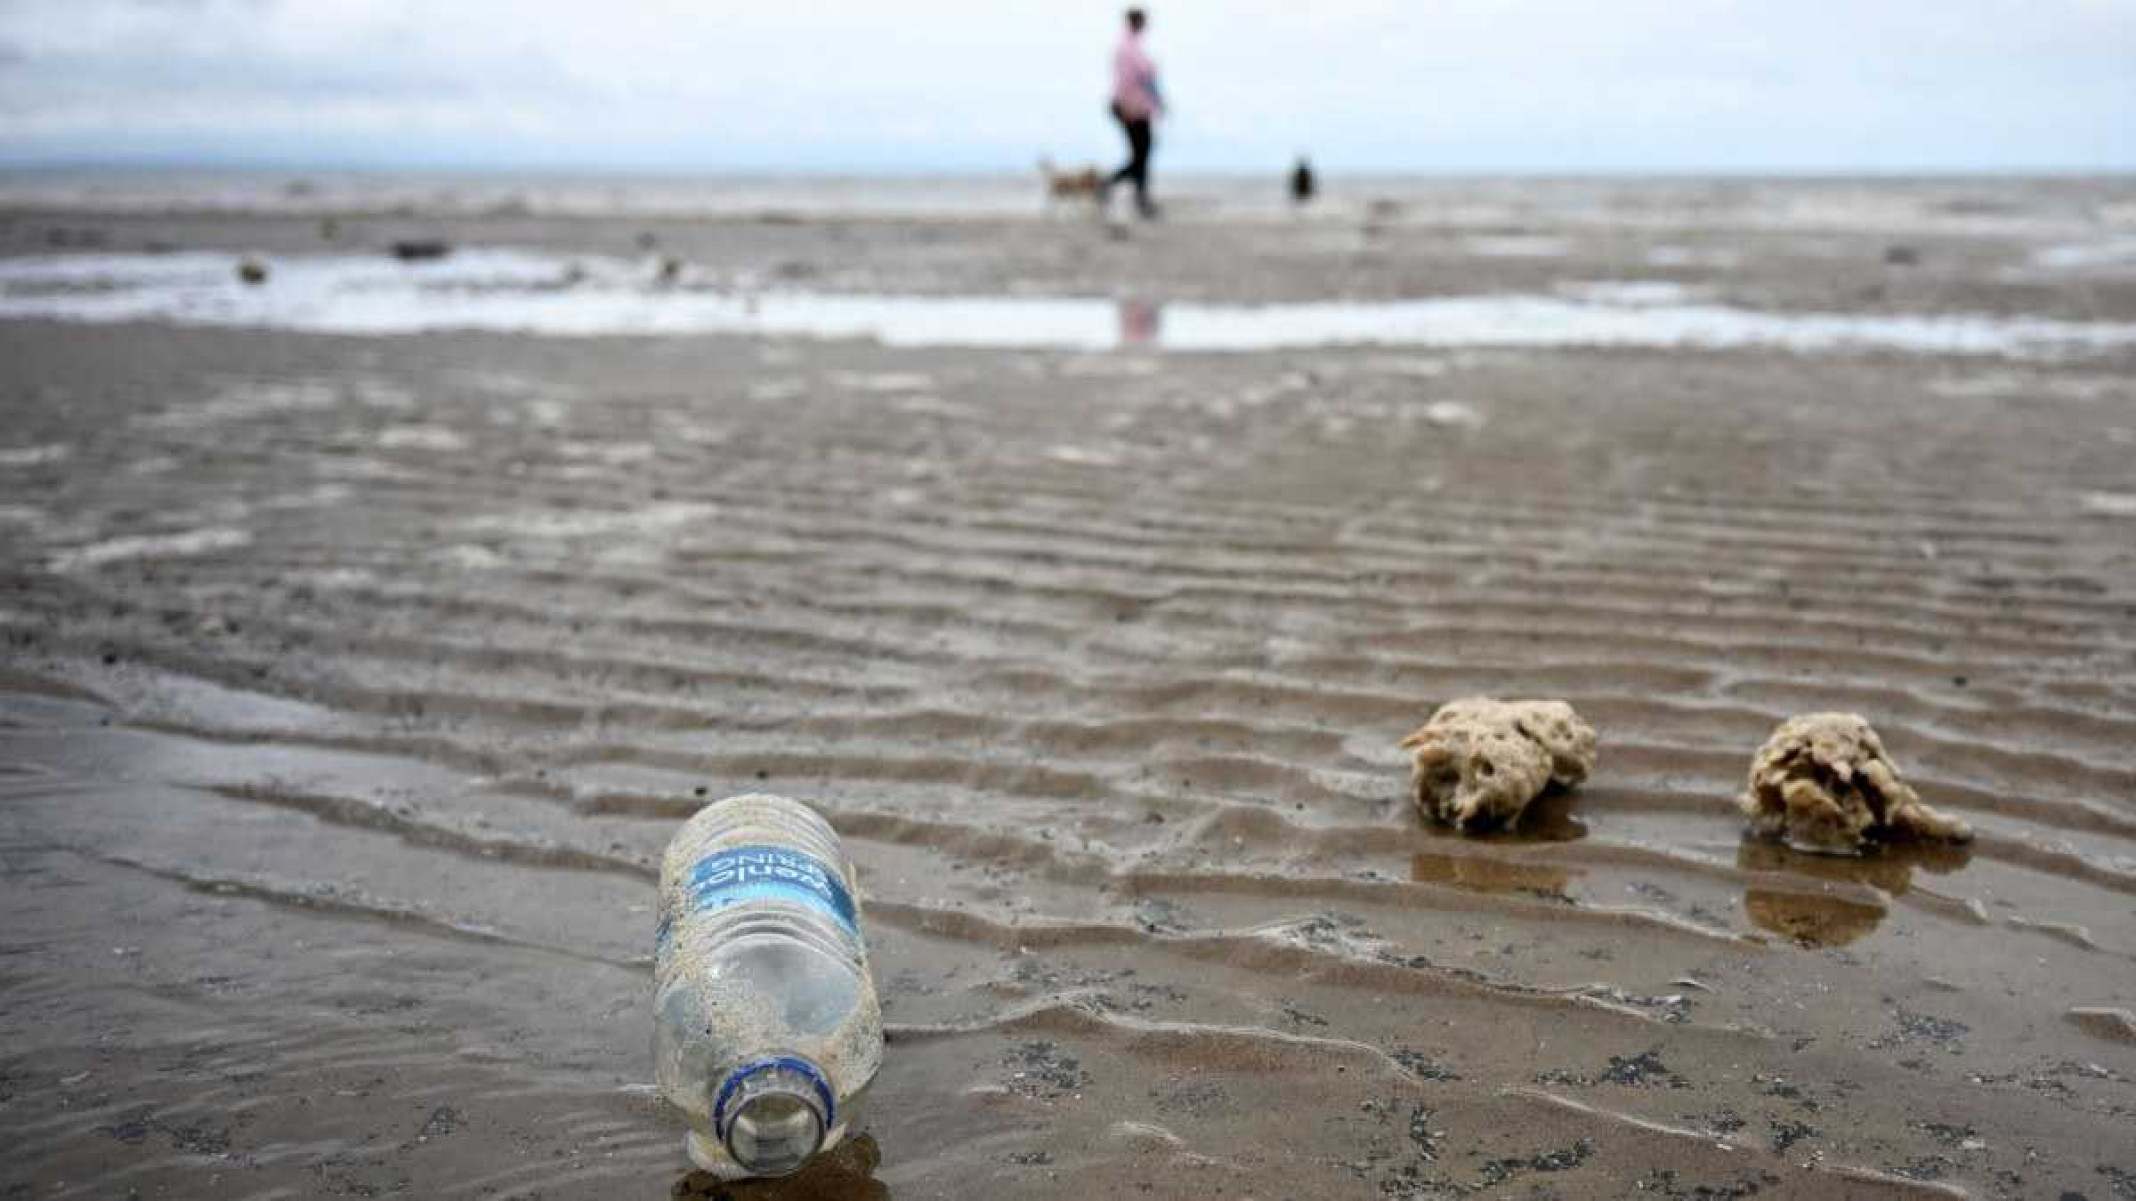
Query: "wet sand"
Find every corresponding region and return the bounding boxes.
[3,181,2135,1199]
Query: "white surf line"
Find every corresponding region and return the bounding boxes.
[45,526,252,572]
[5,251,2135,357]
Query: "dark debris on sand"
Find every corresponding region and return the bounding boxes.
[1768,1119,1819,1154]
[1600,1049,1689,1088]
[1871,1006,1971,1054]
[1632,1166,1784,1199]
[1539,1047,1690,1090]
[1476,1137,1595,1187]
[1358,1098,1453,1199]
[1389,1048,1460,1082]
[1002,1039,1090,1099]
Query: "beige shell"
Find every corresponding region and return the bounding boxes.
[1400,697,1596,832]
[1739,712,1972,855]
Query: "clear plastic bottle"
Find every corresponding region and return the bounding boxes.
[654,793,882,1178]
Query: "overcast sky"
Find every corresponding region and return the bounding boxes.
[1,0,2131,173]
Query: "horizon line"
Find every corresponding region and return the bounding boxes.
[4,158,2134,181]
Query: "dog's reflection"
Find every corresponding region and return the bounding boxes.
[671,1133,888,1201]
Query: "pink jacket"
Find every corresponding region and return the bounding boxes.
[1111,32,1161,120]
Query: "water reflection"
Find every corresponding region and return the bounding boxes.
[6,252,2134,356]
[1416,789,1589,844]
[1411,849,1577,901]
[670,1133,888,1201]
[1738,839,1973,948]
[1741,885,1887,947]
[1411,794,1587,900]
[1117,297,1162,347]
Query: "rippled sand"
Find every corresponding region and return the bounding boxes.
[4,187,2135,1199]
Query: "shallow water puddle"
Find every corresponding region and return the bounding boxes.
[6,250,2136,356]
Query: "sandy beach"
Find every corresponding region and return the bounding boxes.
[3,176,2134,1199]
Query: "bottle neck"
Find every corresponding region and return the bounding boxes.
[713,1056,832,1176]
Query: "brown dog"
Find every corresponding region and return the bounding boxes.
[1038,158,1106,210]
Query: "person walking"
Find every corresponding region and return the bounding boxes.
[1107,8,1163,219]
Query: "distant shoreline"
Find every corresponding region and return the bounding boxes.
[2,170,2132,232]
[5,163,2133,181]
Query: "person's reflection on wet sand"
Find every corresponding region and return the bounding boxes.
[671,1132,888,1201]
[1738,839,1972,948]
[1117,297,1162,347]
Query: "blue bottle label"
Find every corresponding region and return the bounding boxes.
[683,844,860,937]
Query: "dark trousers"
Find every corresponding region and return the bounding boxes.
[1109,106,1153,207]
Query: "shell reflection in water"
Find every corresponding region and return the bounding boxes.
[1414,788,1590,845]
[1411,850,1577,902]
[1737,839,1973,948]
[1410,790,1587,901]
